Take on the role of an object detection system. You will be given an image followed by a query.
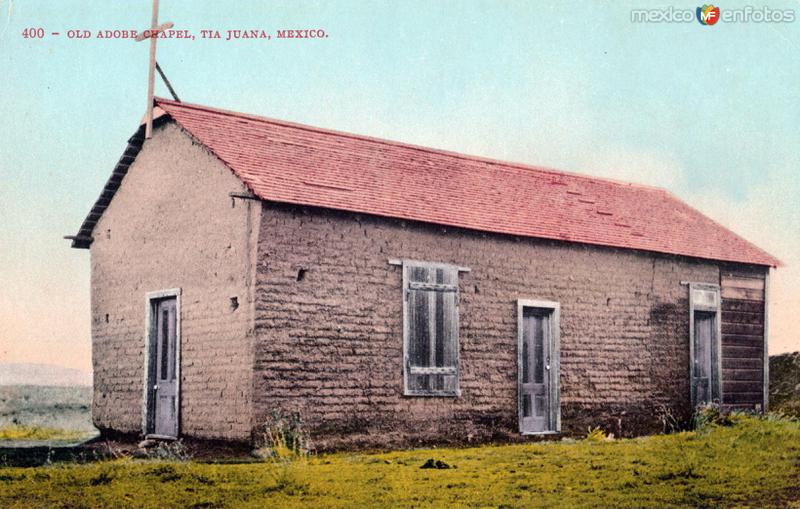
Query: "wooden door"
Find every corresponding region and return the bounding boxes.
[520,309,552,433]
[152,298,178,437]
[693,311,715,405]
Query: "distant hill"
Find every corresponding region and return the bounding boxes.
[770,352,800,416]
[0,385,95,434]
[0,363,92,387]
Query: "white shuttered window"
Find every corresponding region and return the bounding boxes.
[403,262,460,396]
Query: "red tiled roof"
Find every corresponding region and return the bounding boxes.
[90,97,783,266]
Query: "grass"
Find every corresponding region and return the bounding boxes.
[0,425,86,442]
[0,415,799,508]
[0,385,95,436]
[0,385,97,445]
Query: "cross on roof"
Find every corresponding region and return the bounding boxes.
[135,0,175,139]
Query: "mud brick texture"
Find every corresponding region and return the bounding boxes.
[90,123,260,441]
[252,203,766,450]
[88,123,768,449]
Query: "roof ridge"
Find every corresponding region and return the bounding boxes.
[153,97,669,193]
[71,97,781,266]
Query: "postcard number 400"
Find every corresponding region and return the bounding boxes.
[22,27,46,38]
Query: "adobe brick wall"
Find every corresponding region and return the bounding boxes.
[87,122,767,447]
[253,203,727,449]
[90,122,260,440]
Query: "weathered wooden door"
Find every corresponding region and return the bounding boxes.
[520,309,554,433]
[693,311,715,405]
[152,297,178,437]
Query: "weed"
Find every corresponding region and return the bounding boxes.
[140,440,191,461]
[89,470,113,486]
[420,458,453,469]
[253,410,309,461]
[189,473,215,485]
[657,466,702,480]
[585,427,613,442]
[263,465,310,496]
[31,471,49,481]
[187,502,221,509]
[763,410,799,423]
[655,403,688,433]
[692,403,734,431]
[147,464,183,482]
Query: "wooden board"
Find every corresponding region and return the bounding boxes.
[721,336,764,349]
[721,358,763,370]
[722,368,763,382]
[718,269,766,408]
[720,286,764,301]
[721,275,765,290]
[721,270,766,281]
[723,381,763,393]
[721,300,764,313]
[723,392,763,404]
[720,311,764,325]
[721,322,765,336]
[722,345,763,359]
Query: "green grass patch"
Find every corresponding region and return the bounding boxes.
[1,415,799,508]
[0,425,86,442]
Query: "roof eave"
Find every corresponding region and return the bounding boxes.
[68,116,171,249]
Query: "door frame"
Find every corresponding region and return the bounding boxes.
[688,283,722,407]
[142,288,182,438]
[517,299,561,435]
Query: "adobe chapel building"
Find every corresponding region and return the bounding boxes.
[69,98,779,449]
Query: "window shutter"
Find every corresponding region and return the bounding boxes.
[404,263,459,395]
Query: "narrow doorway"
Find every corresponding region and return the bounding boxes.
[144,290,180,438]
[518,300,560,434]
[689,284,721,406]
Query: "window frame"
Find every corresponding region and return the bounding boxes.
[399,259,465,397]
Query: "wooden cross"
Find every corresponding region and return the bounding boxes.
[135,0,174,139]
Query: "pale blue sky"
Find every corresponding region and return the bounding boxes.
[1,1,798,371]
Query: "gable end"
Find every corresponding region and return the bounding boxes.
[69,116,171,248]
